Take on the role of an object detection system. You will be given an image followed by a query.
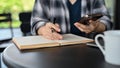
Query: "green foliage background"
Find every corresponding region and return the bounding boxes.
[0,0,114,28]
[0,0,34,28]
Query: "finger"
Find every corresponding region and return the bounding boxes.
[45,35,53,40]
[84,29,92,34]
[89,20,97,26]
[74,22,87,30]
[52,32,63,40]
[89,20,93,23]
[41,29,53,40]
[55,23,60,28]
[43,30,63,40]
[43,34,53,40]
[46,23,61,32]
[74,22,94,33]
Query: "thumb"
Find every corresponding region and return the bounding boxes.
[55,23,60,28]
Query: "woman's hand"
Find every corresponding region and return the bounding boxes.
[74,20,106,33]
[37,22,63,40]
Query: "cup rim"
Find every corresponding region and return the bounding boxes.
[104,30,120,36]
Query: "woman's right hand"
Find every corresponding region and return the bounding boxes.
[37,22,63,40]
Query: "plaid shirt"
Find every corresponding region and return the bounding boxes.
[31,0,112,35]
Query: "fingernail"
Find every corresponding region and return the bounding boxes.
[58,29,60,31]
[89,20,92,22]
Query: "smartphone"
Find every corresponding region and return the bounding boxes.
[78,13,103,25]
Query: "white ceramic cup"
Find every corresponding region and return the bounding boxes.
[95,30,120,65]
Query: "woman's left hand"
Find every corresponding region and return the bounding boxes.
[74,20,104,33]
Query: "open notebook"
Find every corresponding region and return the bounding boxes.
[12,34,94,50]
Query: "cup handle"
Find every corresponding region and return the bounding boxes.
[95,34,105,55]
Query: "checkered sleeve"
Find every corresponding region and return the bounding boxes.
[31,0,49,35]
[93,0,113,30]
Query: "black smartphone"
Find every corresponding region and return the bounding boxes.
[78,13,103,25]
